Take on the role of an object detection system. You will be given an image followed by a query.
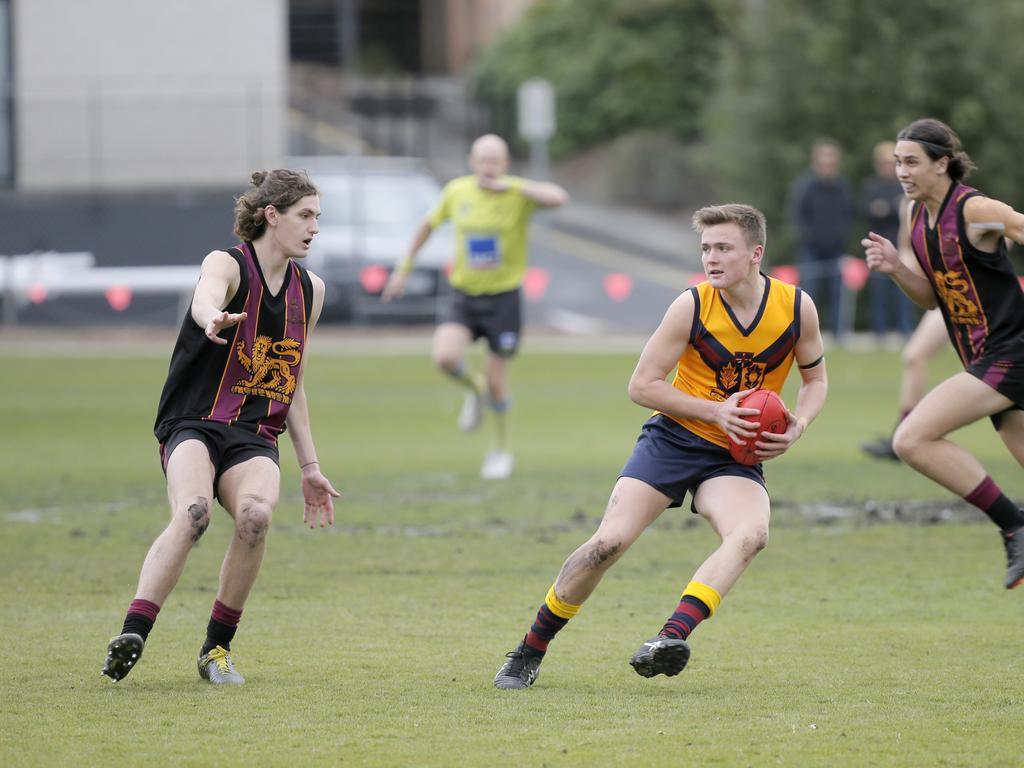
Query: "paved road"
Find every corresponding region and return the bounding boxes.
[286,106,704,336]
[524,223,701,335]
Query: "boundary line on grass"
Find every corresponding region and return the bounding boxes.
[0,328,650,357]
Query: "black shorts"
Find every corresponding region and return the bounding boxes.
[620,414,767,512]
[158,419,279,492]
[966,352,1024,429]
[445,287,522,357]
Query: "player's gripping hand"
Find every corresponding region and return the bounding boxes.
[861,232,900,274]
[301,464,341,528]
[754,409,803,462]
[714,388,762,446]
[204,311,248,344]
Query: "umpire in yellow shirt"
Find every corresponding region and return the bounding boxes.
[383,134,569,479]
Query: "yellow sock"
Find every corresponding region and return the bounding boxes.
[681,580,721,617]
[544,585,581,619]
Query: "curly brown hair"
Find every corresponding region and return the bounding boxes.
[233,169,319,241]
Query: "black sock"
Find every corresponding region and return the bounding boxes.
[120,598,160,642]
[964,477,1024,532]
[121,613,155,642]
[201,618,238,655]
[990,499,1024,532]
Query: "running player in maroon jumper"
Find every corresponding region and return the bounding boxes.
[101,169,340,684]
[862,118,1024,589]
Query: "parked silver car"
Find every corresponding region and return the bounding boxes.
[293,156,454,323]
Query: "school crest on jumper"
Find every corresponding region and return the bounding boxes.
[933,270,981,325]
[232,335,302,403]
[286,296,305,326]
[711,352,765,400]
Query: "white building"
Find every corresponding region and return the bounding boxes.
[8,0,287,191]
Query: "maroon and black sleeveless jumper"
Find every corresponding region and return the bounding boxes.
[909,182,1024,403]
[155,243,314,446]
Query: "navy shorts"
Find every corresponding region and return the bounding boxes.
[445,287,521,357]
[159,419,279,493]
[966,351,1024,430]
[620,414,766,512]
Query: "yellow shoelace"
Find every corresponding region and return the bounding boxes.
[206,645,233,672]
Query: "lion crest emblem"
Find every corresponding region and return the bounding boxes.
[232,335,302,404]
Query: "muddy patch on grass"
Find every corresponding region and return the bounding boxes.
[271,498,990,541]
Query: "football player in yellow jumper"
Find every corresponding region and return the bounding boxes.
[494,203,828,689]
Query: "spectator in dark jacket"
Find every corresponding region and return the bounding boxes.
[788,138,853,338]
[862,141,913,339]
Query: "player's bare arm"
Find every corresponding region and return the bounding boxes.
[516,179,570,208]
[756,294,828,460]
[790,293,828,434]
[963,195,1024,248]
[191,250,245,343]
[862,203,936,309]
[628,291,760,445]
[286,376,340,529]
[307,270,327,328]
[382,219,434,302]
[285,272,340,528]
[474,174,569,208]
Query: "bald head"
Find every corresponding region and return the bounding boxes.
[873,140,897,177]
[469,134,510,180]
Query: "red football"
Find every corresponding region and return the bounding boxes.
[728,389,789,466]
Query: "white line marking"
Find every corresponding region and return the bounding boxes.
[543,308,608,335]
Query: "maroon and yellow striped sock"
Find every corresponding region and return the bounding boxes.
[524,586,581,654]
[660,581,721,641]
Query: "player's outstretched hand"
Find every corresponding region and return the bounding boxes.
[301,466,341,528]
[715,388,762,446]
[205,311,248,344]
[754,409,803,462]
[861,232,899,273]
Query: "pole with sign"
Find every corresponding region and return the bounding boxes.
[517,78,555,180]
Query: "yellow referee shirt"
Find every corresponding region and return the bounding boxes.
[427,175,538,296]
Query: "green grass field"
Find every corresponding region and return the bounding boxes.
[2,337,1023,767]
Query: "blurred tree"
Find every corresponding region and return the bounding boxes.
[471,0,1024,265]
[469,0,727,158]
[702,0,1024,263]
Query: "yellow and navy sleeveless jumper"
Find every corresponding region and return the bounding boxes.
[663,276,801,449]
[154,243,314,446]
[909,183,1024,373]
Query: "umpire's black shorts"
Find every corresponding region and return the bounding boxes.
[444,287,522,357]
